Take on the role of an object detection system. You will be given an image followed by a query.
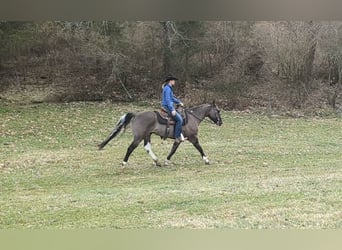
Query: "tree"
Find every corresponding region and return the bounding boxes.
[265,21,320,107]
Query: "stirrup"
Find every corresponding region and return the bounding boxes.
[175,133,185,143]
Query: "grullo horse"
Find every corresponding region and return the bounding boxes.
[98,102,222,166]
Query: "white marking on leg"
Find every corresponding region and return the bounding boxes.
[203,156,210,164]
[144,142,158,161]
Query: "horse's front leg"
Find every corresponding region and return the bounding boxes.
[165,141,181,165]
[188,135,210,165]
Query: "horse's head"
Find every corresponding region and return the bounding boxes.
[207,101,222,126]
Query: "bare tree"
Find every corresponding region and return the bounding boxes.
[264,21,320,107]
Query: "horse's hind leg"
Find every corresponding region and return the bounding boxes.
[122,137,142,166]
[144,136,161,167]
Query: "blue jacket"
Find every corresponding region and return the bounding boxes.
[161,84,181,112]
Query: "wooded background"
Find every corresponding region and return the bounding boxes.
[1,21,342,111]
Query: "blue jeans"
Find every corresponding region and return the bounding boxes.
[163,106,183,138]
[173,112,183,139]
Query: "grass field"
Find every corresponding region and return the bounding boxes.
[0,101,341,229]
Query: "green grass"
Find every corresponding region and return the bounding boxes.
[0,101,341,228]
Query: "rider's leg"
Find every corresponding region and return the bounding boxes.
[173,112,184,141]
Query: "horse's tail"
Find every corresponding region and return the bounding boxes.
[98,112,135,150]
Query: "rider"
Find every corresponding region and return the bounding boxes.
[161,74,185,142]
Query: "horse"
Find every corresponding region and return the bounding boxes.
[98,101,223,166]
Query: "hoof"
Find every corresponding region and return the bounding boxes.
[164,159,170,166]
[203,156,210,165]
[154,161,162,167]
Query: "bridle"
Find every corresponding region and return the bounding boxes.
[186,107,220,125]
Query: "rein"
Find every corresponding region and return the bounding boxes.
[186,108,214,124]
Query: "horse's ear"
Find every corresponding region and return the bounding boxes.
[212,100,216,106]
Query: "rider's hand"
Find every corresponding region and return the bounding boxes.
[171,110,177,116]
[179,103,184,107]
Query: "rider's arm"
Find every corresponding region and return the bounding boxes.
[163,86,175,112]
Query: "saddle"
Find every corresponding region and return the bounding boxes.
[154,106,187,140]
